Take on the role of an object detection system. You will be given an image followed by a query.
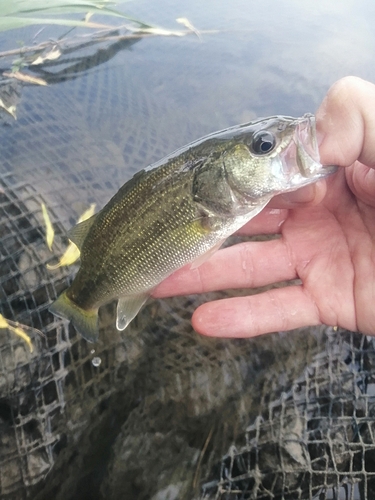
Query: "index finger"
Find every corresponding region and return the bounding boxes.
[153,238,297,298]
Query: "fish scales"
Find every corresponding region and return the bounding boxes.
[50,115,337,341]
[71,154,219,307]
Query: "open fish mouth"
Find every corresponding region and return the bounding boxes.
[293,114,338,179]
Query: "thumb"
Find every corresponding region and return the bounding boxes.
[316,76,375,169]
[345,162,375,208]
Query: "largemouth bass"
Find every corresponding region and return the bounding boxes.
[50,114,336,342]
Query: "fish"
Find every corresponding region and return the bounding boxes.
[49,114,337,342]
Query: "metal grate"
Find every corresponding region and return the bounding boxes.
[1,45,375,500]
[200,332,375,500]
[2,171,375,500]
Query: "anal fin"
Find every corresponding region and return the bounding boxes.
[116,293,149,331]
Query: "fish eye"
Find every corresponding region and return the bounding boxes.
[250,131,276,155]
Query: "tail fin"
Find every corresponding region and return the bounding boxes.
[50,291,99,342]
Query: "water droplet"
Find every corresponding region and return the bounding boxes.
[92,356,101,367]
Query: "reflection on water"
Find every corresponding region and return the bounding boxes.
[0,0,375,499]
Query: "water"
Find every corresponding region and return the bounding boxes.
[92,356,102,367]
[1,1,375,499]
[2,0,375,185]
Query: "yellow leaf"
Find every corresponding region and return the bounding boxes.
[0,314,35,353]
[41,202,54,250]
[176,17,195,31]
[77,203,96,224]
[47,204,96,268]
[3,71,48,86]
[0,315,7,329]
[47,241,80,269]
[140,27,184,36]
[176,17,200,38]
[0,97,16,118]
[31,46,62,65]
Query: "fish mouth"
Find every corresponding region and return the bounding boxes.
[294,114,338,179]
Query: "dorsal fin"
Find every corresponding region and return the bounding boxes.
[68,213,97,250]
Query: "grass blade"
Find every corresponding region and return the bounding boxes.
[0,1,153,32]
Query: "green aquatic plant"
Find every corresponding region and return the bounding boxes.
[0,0,149,32]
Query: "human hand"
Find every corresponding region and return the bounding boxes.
[154,77,375,338]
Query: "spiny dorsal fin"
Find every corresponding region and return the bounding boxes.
[68,213,97,250]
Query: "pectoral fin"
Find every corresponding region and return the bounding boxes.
[190,240,224,269]
[116,293,149,331]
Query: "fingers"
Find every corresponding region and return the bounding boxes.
[153,238,297,298]
[226,184,326,237]
[266,78,375,211]
[235,207,288,235]
[316,76,375,169]
[191,285,321,337]
[269,180,328,208]
[345,162,375,209]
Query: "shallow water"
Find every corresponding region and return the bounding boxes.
[3,0,375,186]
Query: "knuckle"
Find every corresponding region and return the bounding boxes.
[239,243,255,286]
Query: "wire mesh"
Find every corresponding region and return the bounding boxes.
[1,33,375,500]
